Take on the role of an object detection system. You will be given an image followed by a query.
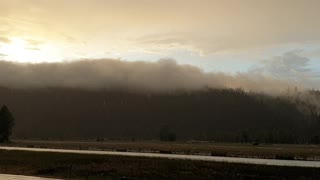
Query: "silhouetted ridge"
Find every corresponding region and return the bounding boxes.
[0,87,319,143]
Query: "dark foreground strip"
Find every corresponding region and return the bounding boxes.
[1,146,320,168]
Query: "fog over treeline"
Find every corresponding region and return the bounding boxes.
[0,59,292,93]
[1,59,320,143]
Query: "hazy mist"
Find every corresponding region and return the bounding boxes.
[0,59,295,93]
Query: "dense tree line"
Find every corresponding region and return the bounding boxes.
[0,87,319,144]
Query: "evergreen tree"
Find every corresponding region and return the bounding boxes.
[0,105,14,143]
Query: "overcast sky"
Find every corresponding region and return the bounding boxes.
[0,0,320,89]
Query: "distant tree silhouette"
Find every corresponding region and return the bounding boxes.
[159,125,176,141]
[241,131,249,143]
[0,105,14,143]
[310,136,320,144]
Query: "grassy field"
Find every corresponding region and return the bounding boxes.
[6,139,320,161]
[0,149,319,179]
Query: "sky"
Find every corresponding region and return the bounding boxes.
[0,0,320,89]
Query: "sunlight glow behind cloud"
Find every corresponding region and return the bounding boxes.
[0,0,319,86]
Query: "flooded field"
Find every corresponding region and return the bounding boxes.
[0,174,59,179]
[1,146,320,168]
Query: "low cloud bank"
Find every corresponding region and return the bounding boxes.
[2,58,320,114]
[0,58,296,93]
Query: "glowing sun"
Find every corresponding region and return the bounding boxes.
[0,37,37,62]
[0,37,62,63]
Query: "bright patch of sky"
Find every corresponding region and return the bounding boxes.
[0,0,320,89]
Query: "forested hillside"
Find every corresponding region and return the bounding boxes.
[0,87,319,144]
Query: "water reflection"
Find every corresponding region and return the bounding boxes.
[1,146,320,168]
[0,174,60,180]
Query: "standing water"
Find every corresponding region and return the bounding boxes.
[1,146,320,168]
[0,174,60,179]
